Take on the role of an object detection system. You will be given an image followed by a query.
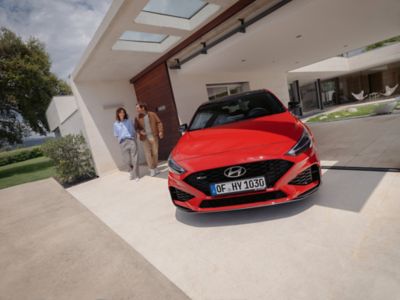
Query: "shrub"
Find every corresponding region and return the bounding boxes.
[0,146,43,166]
[42,134,96,184]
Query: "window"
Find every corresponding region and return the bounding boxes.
[119,31,168,43]
[143,0,207,19]
[189,92,286,131]
[113,31,181,53]
[135,0,219,31]
[207,82,250,101]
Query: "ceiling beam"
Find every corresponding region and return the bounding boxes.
[130,0,256,84]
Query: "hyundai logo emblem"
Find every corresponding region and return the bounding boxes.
[224,166,246,178]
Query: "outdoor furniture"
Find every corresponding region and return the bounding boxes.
[380,84,399,97]
[351,90,368,101]
[374,101,397,115]
[368,92,379,100]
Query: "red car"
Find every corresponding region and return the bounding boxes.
[168,89,321,212]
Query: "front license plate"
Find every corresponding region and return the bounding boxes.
[210,176,266,196]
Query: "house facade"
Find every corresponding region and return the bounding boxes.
[69,0,400,176]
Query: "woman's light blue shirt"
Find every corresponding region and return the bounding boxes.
[113,119,136,143]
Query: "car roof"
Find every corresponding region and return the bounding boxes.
[199,89,270,108]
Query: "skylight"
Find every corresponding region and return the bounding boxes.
[113,31,181,53]
[119,31,168,43]
[143,0,207,19]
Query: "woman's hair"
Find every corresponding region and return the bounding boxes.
[136,102,148,112]
[116,107,128,121]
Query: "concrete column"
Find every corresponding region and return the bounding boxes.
[315,79,323,110]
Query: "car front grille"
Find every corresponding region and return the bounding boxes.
[169,187,194,201]
[289,165,320,185]
[184,160,293,196]
[199,190,287,208]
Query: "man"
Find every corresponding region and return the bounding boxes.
[113,107,139,181]
[135,103,164,176]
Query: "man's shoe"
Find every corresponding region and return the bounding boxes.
[150,169,156,177]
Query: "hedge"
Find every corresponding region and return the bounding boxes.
[0,147,43,166]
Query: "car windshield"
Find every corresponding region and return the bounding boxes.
[189,92,286,131]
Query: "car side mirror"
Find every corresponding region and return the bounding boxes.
[179,123,188,133]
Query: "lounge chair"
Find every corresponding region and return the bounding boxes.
[351,90,368,101]
[380,84,399,97]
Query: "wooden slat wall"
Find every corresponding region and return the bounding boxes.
[133,63,181,160]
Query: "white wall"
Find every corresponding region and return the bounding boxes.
[46,100,61,132]
[288,43,400,85]
[72,79,143,176]
[168,69,290,124]
[59,110,85,136]
[46,96,82,133]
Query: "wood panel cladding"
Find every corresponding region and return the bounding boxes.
[133,63,181,160]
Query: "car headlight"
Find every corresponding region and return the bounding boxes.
[287,128,313,156]
[168,156,186,174]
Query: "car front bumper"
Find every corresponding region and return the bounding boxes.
[168,147,321,213]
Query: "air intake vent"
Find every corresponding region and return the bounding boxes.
[289,165,320,185]
[199,191,287,208]
[169,187,194,201]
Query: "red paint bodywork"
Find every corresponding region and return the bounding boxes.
[168,91,320,212]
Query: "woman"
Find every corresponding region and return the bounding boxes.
[113,107,139,181]
[135,103,164,176]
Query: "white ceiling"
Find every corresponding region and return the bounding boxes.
[74,0,400,82]
[73,0,236,81]
[177,0,400,76]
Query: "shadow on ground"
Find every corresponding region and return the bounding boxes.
[176,168,387,227]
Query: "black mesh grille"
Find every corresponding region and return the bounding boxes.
[289,165,320,185]
[169,187,194,201]
[184,160,293,196]
[199,190,287,208]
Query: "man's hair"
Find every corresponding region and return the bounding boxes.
[136,102,148,112]
[116,107,128,121]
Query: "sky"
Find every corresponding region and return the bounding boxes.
[0,0,112,79]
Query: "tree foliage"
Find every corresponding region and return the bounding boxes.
[0,27,72,146]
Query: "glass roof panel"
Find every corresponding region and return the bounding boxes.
[143,0,207,19]
[119,31,168,43]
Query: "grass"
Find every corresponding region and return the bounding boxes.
[307,100,400,123]
[0,156,56,190]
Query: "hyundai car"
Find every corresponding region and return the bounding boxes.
[168,89,321,212]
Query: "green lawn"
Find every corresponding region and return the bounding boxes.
[0,156,56,190]
[307,101,400,123]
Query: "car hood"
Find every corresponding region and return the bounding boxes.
[172,112,303,162]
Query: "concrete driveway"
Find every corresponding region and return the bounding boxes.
[0,179,188,300]
[2,115,400,299]
[309,113,400,168]
[68,166,400,299]
[66,115,400,299]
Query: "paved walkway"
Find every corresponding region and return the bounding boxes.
[68,167,400,300]
[0,178,189,300]
[309,113,400,168]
